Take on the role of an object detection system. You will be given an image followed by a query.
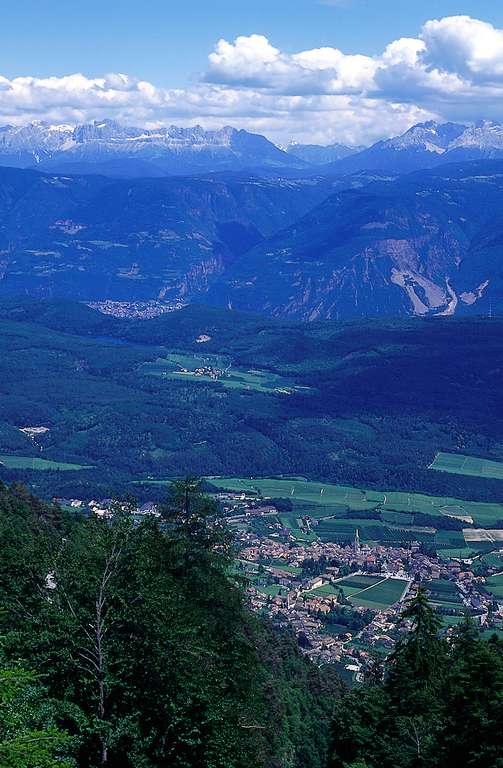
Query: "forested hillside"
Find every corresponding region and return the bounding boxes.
[0,479,342,768]
[329,590,503,768]
[0,300,501,503]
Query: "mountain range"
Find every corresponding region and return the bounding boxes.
[0,120,306,177]
[0,165,335,302]
[3,118,503,178]
[208,161,503,319]
[1,118,503,320]
[324,120,503,175]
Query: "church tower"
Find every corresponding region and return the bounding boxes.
[354,528,361,555]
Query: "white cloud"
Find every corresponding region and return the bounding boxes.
[422,16,503,79]
[3,15,503,145]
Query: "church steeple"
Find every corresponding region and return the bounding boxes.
[354,528,361,555]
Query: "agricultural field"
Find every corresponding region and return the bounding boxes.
[481,574,503,600]
[337,576,409,610]
[210,477,503,528]
[463,529,503,544]
[210,478,503,554]
[143,352,301,394]
[308,575,409,610]
[424,578,465,614]
[430,452,503,481]
[0,455,92,471]
[478,552,503,570]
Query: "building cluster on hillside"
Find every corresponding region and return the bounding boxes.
[56,490,503,678]
[220,491,503,674]
[86,299,185,318]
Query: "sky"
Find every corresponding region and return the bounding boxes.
[3,0,503,145]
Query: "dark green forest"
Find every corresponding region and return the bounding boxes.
[0,299,502,503]
[1,480,502,767]
[0,480,342,768]
[329,590,503,768]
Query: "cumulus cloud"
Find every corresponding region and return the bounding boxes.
[3,15,503,144]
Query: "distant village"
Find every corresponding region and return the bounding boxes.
[56,488,503,681]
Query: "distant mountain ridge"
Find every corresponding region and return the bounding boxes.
[0,120,306,176]
[325,120,503,175]
[207,160,503,320]
[3,118,503,177]
[0,165,334,303]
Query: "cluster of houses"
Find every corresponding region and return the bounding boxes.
[228,496,503,673]
[56,490,503,678]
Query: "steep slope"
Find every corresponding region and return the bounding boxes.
[324,121,467,175]
[0,120,306,176]
[0,480,342,768]
[324,121,503,176]
[0,166,334,302]
[207,161,503,320]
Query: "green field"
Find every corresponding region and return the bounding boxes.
[0,455,92,471]
[425,578,465,614]
[482,574,503,600]
[334,575,409,610]
[210,477,503,528]
[441,615,466,627]
[430,452,503,481]
[309,584,341,597]
[143,352,300,394]
[348,578,408,610]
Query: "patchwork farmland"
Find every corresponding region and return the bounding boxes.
[211,476,503,554]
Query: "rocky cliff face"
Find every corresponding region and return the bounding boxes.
[207,162,503,319]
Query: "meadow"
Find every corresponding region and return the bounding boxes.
[430,452,503,481]
[482,574,503,600]
[0,455,92,471]
[211,477,503,525]
[339,576,409,610]
[309,575,408,610]
[143,352,299,394]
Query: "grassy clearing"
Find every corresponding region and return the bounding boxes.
[0,455,92,471]
[441,615,466,627]
[143,352,300,394]
[437,547,477,560]
[348,578,409,610]
[309,584,340,597]
[430,452,503,481]
[268,564,302,576]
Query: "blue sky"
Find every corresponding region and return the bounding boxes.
[3,2,503,145]
[2,0,503,83]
